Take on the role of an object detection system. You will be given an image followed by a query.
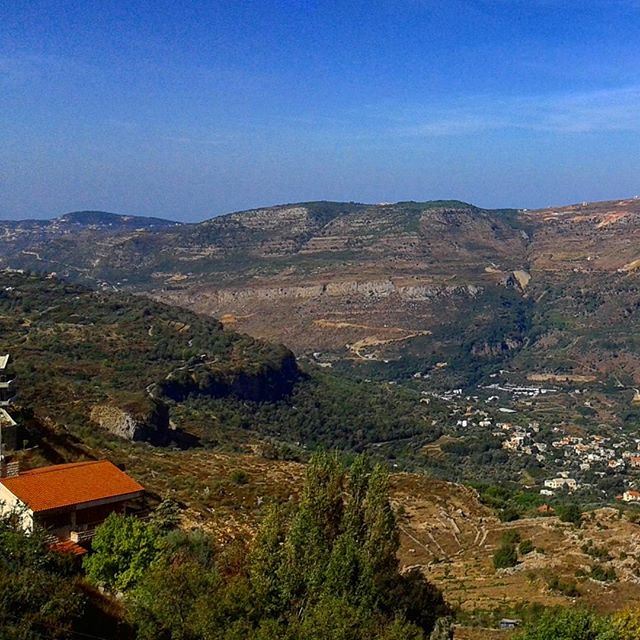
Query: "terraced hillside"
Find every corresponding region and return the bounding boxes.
[3,270,640,638]
[86,445,640,632]
[2,197,640,389]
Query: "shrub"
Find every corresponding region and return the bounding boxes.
[557,503,583,526]
[590,564,616,583]
[84,513,161,592]
[519,539,535,555]
[0,512,85,637]
[610,609,640,640]
[493,543,518,569]
[501,530,522,545]
[230,469,250,485]
[546,574,580,597]
[518,608,606,639]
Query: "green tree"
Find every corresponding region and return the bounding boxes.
[128,453,448,639]
[150,498,182,532]
[609,609,640,640]
[493,542,518,569]
[250,453,448,634]
[557,503,583,526]
[517,608,608,640]
[0,512,85,639]
[84,513,160,591]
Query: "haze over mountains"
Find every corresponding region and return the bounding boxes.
[2,196,640,391]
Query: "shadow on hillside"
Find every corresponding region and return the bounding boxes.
[167,427,201,450]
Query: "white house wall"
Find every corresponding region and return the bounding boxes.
[0,483,34,532]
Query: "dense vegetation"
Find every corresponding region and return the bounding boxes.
[183,371,443,452]
[0,515,85,639]
[517,608,640,639]
[1,455,450,640]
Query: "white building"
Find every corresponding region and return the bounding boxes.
[544,477,577,491]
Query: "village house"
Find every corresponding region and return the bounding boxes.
[537,503,555,515]
[0,408,18,451]
[544,477,577,491]
[0,460,144,549]
[0,354,19,454]
[622,490,640,503]
[0,354,15,407]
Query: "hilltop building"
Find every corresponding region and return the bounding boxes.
[544,477,577,491]
[0,354,15,406]
[0,460,144,550]
[0,409,17,451]
[0,354,18,456]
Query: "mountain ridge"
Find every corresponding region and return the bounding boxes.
[2,196,640,392]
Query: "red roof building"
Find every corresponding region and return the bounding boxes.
[0,460,144,545]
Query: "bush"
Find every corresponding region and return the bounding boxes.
[546,574,580,597]
[518,608,606,639]
[519,539,535,555]
[557,503,583,526]
[590,564,616,583]
[230,469,250,485]
[0,513,85,637]
[610,609,640,640]
[493,543,518,569]
[84,513,161,592]
[501,530,522,545]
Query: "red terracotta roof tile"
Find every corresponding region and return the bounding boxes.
[48,538,88,556]
[0,460,144,512]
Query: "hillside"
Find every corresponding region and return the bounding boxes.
[0,271,443,461]
[120,446,640,622]
[4,269,640,639]
[0,200,528,378]
[3,197,640,390]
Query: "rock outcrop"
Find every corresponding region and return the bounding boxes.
[213,280,483,304]
[90,398,170,444]
[157,349,300,403]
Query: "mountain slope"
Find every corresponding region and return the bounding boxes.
[2,197,640,388]
[0,271,442,457]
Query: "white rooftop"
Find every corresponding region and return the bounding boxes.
[0,355,8,371]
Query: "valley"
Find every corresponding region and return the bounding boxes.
[3,197,640,637]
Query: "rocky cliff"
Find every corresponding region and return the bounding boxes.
[90,398,170,444]
[156,349,300,403]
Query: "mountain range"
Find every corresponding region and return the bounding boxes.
[2,197,640,390]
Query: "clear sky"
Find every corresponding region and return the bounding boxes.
[1,1,640,221]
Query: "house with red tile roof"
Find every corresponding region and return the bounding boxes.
[0,460,144,546]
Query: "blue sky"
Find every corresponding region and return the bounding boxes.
[1,1,640,221]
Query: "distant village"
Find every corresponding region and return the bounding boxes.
[424,375,640,504]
